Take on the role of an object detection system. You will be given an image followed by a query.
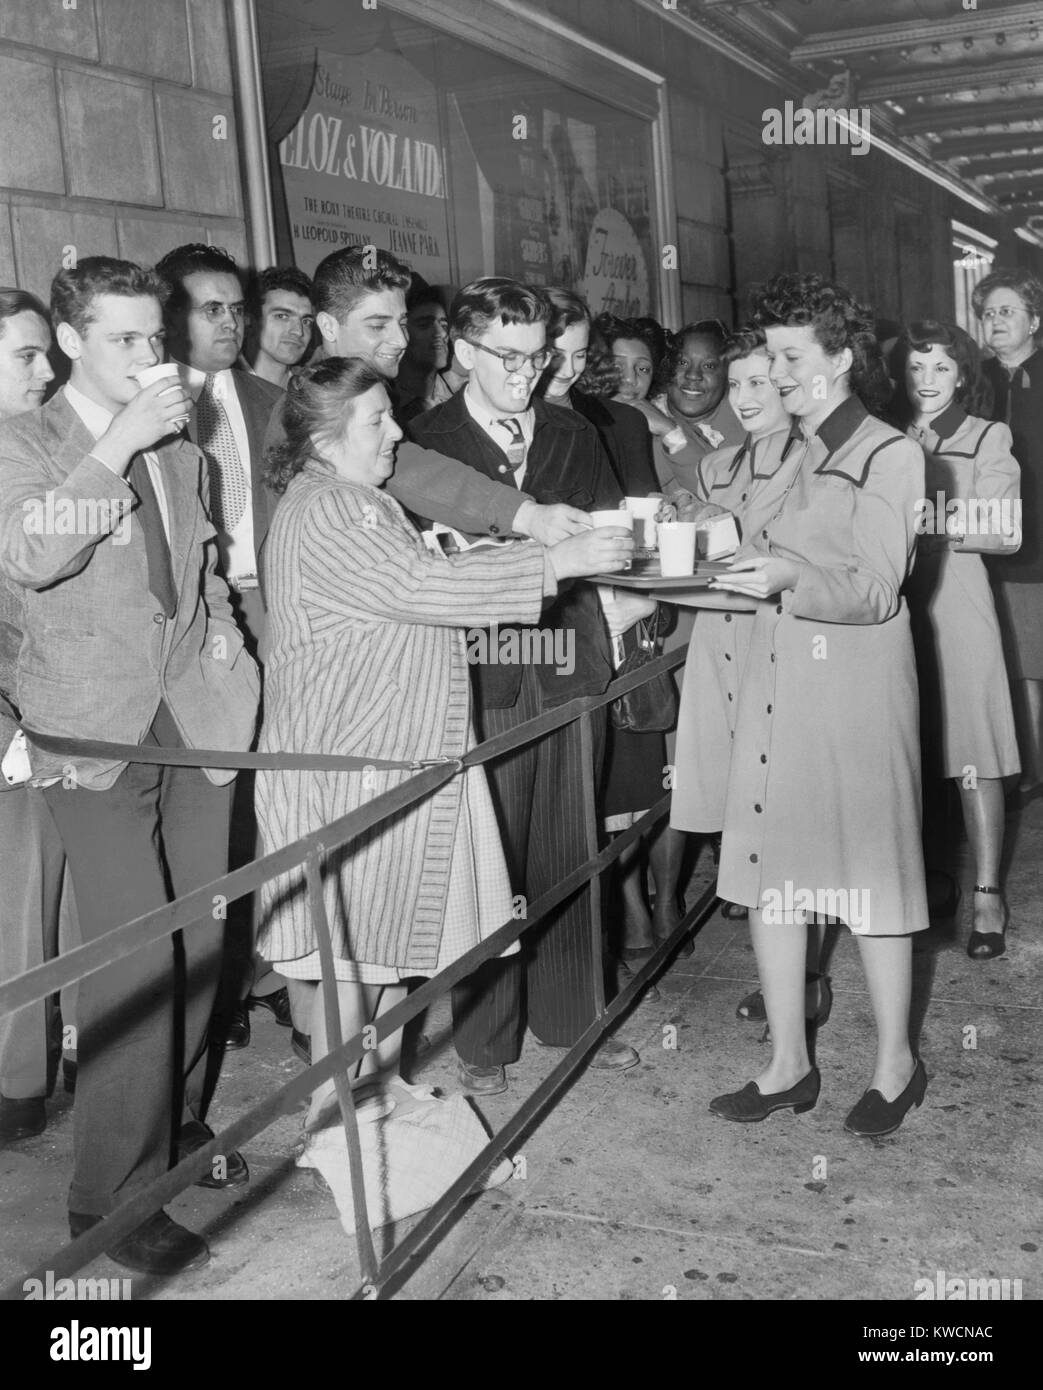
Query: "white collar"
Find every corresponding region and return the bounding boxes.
[462,384,533,439]
[180,361,234,400]
[64,382,115,442]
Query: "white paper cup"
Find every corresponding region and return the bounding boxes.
[589,509,633,572]
[624,495,661,549]
[135,362,189,426]
[658,520,697,576]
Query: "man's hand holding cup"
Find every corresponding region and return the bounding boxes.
[91,366,191,476]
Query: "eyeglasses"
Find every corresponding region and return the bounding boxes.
[193,302,246,323]
[464,339,552,372]
[981,305,1030,322]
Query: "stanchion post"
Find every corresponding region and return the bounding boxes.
[305,847,380,1288]
[578,708,606,1018]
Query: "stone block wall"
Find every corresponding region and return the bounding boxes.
[0,0,246,301]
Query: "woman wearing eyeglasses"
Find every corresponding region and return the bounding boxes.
[651,321,746,499]
[708,273,929,1138]
[972,269,1043,802]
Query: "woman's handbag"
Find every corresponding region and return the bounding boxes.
[610,604,678,733]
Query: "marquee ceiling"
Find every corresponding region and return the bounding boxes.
[678,0,1043,239]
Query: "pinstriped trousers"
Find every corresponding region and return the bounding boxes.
[452,665,606,1065]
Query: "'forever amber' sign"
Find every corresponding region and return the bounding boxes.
[580,208,650,318]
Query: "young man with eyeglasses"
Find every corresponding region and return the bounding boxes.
[407,276,641,1094]
[309,247,592,549]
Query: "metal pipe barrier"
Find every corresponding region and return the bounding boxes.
[0,643,721,1301]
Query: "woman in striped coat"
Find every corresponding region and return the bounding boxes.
[256,357,631,1124]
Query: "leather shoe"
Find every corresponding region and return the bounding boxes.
[590,1037,640,1070]
[177,1118,249,1188]
[69,1209,209,1276]
[537,1036,640,1071]
[615,957,661,1002]
[247,985,292,1027]
[224,1002,250,1049]
[844,1058,927,1138]
[709,1067,820,1122]
[291,1029,312,1065]
[0,1095,46,1141]
[457,1060,508,1095]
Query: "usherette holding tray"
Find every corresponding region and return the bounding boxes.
[587,492,766,611]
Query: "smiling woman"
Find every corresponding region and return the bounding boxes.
[891,320,1020,961]
[651,321,745,496]
[255,353,630,1129]
[706,272,931,1139]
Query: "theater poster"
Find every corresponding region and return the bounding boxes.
[277,49,452,281]
[444,86,656,312]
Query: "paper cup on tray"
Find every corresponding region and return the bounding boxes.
[624,495,661,549]
[658,521,697,577]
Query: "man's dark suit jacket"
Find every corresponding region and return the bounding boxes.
[984,350,1043,580]
[569,391,659,496]
[407,391,621,709]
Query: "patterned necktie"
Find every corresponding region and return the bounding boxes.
[196,373,249,533]
[128,454,176,619]
[496,417,526,479]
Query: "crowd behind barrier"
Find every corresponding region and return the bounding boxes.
[0,243,1037,1292]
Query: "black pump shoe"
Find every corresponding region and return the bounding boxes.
[736,972,833,1026]
[843,1058,927,1138]
[0,1095,46,1141]
[709,1067,820,1122]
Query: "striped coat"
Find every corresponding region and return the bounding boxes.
[255,466,550,972]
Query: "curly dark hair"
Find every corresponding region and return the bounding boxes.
[750,272,891,417]
[574,312,619,397]
[312,246,411,322]
[154,243,242,318]
[597,313,668,371]
[654,319,730,395]
[249,264,314,319]
[888,320,994,425]
[265,355,386,495]
[51,257,169,337]
[722,323,767,366]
